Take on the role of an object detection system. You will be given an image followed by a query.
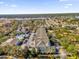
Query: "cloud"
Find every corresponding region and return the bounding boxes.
[64,3,72,8]
[59,0,68,2]
[65,4,72,6]
[5,4,9,6]
[59,0,79,2]
[11,4,17,7]
[64,6,69,8]
[0,1,4,4]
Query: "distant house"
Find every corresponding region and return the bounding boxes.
[26,33,36,47]
[75,16,79,19]
[62,24,78,29]
[0,23,4,27]
[16,27,21,33]
[1,38,16,46]
[21,27,26,33]
[3,20,12,27]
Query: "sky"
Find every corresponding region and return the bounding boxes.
[0,0,79,14]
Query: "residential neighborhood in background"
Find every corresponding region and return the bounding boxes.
[0,13,79,59]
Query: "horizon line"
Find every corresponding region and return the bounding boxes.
[0,12,79,15]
